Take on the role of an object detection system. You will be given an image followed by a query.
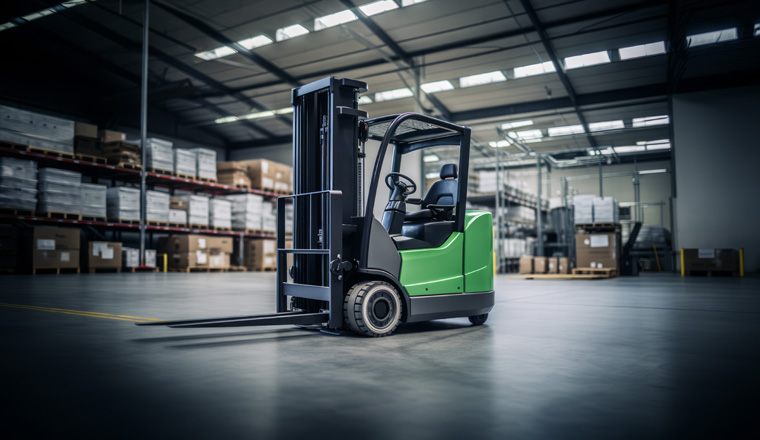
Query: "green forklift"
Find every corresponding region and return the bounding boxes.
[139,77,493,337]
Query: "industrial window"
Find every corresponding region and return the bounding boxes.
[314,10,358,30]
[687,28,738,47]
[618,41,666,60]
[513,61,556,78]
[459,71,507,88]
[588,120,624,132]
[420,81,454,94]
[564,51,611,70]
[359,0,399,16]
[276,24,309,41]
[374,88,414,102]
[548,125,585,136]
[632,115,670,128]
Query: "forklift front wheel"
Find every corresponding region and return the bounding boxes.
[344,281,402,337]
[468,314,489,326]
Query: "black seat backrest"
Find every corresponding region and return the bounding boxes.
[423,164,458,208]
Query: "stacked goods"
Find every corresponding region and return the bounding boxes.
[102,137,141,167]
[80,183,107,218]
[557,257,572,274]
[243,238,276,270]
[217,162,250,187]
[533,257,548,274]
[209,198,232,229]
[273,162,292,193]
[107,187,140,221]
[0,157,37,211]
[37,168,81,215]
[131,138,173,172]
[682,249,741,276]
[169,196,188,225]
[100,129,125,143]
[241,159,277,192]
[31,226,80,270]
[261,200,277,233]
[174,149,196,178]
[189,148,217,181]
[284,238,293,270]
[146,190,170,223]
[144,249,157,268]
[122,248,139,268]
[573,195,595,224]
[575,230,620,270]
[74,122,102,158]
[0,225,18,271]
[177,194,209,226]
[592,197,619,223]
[226,194,263,230]
[0,105,75,154]
[500,206,536,223]
[519,256,533,274]
[88,242,122,269]
[160,235,232,269]
[500,238,531,258]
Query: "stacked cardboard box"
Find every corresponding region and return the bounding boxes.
[575,231,620,270]
[189,148,217,181]
[107,187,140,221]
[226,194,263,230]
[217,162,250,187]
[131,138,173,172]
[0,105,74,154]
[518,256,573,274]
[209,198,232,230]
[169,196,188,225]
[682,249,740,275]
[243,238,276,270]
[74,122,103,158]
[0,157,37,211]
[242,159,277,192]
[80,183,107,218]
[88,242,122,269]
[0,225,18,271]
[146,190,170,223]
[519,256,533,274]
[174,149,196,178]
[160,235,233,269]
[31,227,80,270]
[37,168,81,215]
[177,194,209,226]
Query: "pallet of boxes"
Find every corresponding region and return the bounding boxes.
[160,234,233,272]
[100,130,141,169]
[28,226,80,274]
[517,255,573,279]
[0,105,75,157]
[572,195,621,278]
[222,159,292,194]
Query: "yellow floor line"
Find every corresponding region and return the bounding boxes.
[0,302,162,323]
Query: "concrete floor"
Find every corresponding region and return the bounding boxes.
[2,273,759,439]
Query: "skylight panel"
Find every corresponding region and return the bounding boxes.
[611,146,646,153]
[513,61,556,78]
[314,10,358,31]
[687,28,737,47]
[639,169,667,174]
[501,120,533,130]
[374,88,413,102]
[195,46,237,61]
[0,22,16,31]
[215,107,292,124]
[509,129,543,140]
[359,0,399,16]
[588,120,624,132]
[489,140,511,148]
[618,41,666,60]
[420,80,454,94]
[358,96,374,105]
[22,8,56,21]
[215,116,239,124]
[401,0,428,6]
[636,139,671,150]
[276,24,309,41]
[632,115,670,128]
[238,35,273,50]
[459,71,506,88]
[564,51,611,70]
[548,125,585,136]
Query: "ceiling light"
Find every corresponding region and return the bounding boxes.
[632,115,670,128]
[420,80,454,93]
[276,24,309,41]
[423,154,440,163]
[459,71,506,88]
[238,35,273,50]
[215,107,292,124]
[548,125,585,136]
[401,0,428,6]
[196,46,237,60]
[565,51,611,70]
[588,120,624,132]
[639,169,667,174]
[375,88,413,102]
[314,9,357,31]
[359,0,399,16]
[618,41,666,60]
[215,116,239,124]
[489,140,511,148]
[0,1,90,34]
[501,120,533,130]
[687,28,738,47]
[513,61,556,78]
[0,23,16,31]
[755,24,759,37]
[358,96,373,104]
[612,146,646,153]
[510,129,543,140]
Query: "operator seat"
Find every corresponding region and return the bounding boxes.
[405,164,458,222]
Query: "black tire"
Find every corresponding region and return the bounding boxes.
[468,314,488,326]
[344,281,402,337]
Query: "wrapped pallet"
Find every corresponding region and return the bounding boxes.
[0,105,74,154]
[261,200,276,233]
[80,183,107,219]
[146,190,170,223]
[226,194,263,230]
[106,187,140,221]
[130,138,173,172]
[209,198,232,229]
[189,148,216,181]
[177,194,209,226]
[573,195,595,224]
[0,158,37,212]
[174,148,196,178]
[592,197,619,223]
[37,168,81,215]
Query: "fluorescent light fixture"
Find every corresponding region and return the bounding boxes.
[548,125,585,136]
[636,139,671,150]
[509,129,543,140]
[420,80,454,94]
[514,61,556,78]
[215,116,239,124]
[605,146,646,154]
[22,8,56,21]
[618,41,666,60]
[0,22,16,31]
[276,24,309,41]
[314,9,357,31]
[402,0,428,6]
[359,0,399,16]
[489,140,511,148]
[358,96,373,104]
[501,120,533,130]
[639,169,667,174]
[632,115,670,128]
[687,28,738,47]
[423,154,440,163]
[196,46,237,60]
[238,35,273,50]
[565,51,611,70]
[588,120,624,132]
[459,71,506,88]
[215,107,293,124]
[374,88,413,102]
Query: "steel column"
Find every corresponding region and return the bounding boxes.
[139,0,149,265]
[536,155,543,257]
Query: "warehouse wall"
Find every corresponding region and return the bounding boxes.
[230,144,292,164]
[673,85,760,271]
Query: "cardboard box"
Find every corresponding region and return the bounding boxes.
[575,232,619,270]
[519,256,533,274]
[682,249,740,272]
[208,252,230,269]
[170,197,188,210]
[218,170,251,187]
[273,162,293,193]
[99,129,125,143]
[547,257,558,274]
[33,250,79,269]
[33,227,80,251]
[534,257,548,274]
[88,242,122,268]
[207,236,234,254]
[558,257,572,274]
[285,238,293,270]
[169,251,208,268]
[75,122,98,139]
[243,238,276,269]
[159,235,210,253]
[217,161,247,172]
[241,159,277,191]
[75,136,103,157]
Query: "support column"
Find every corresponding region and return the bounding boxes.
[536,155,543,257]
[139,0,150,264]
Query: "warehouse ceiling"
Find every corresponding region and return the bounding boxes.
[1,0,759,165]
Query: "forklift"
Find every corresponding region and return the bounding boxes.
[139,77,494,337]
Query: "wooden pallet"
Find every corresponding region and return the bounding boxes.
[129,266,159,273]
[227,266,248,272]
[148,167,174,176]
[111,218,140,225]
[41,211,82,220]
[175,173,194,180]
[26,146,75,158]
[168,266,227,273]
[76,154,107,164]
[116,162,142,171]
[685,269,739,277]
[81,216,107,222]
[211,226,231,232]
[248,266,276,272]
[147,220,169,226]
[0,140,29,151]
[32,267,80,275]
[188,224,209,229]
[88,267,121,273]
[0,208,34,216]
[168,223,186,228]
[572,267,617,277]
[231,228,268,235]
[197,177,217,183]
[575,223,621,232]
[512,273,609,280]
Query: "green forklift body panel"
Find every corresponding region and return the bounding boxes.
[398,211,493,296]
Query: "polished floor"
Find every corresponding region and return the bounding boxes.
[2,272,759,439]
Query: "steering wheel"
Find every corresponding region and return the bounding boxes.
[384,172,417,196]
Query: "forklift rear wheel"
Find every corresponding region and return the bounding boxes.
[344,281,402,337]
[468,314,488,326]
